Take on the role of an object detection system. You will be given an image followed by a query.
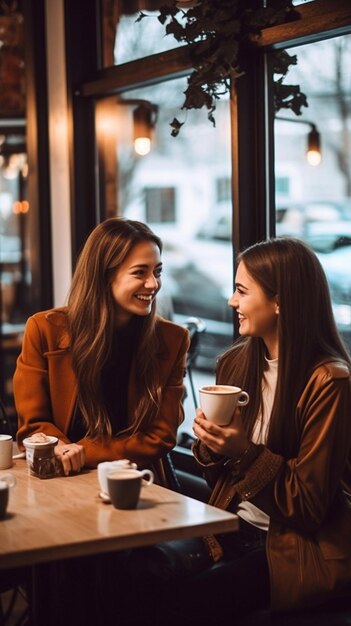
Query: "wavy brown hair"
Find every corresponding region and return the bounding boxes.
[67,218,163,439]
[217,237,351,457]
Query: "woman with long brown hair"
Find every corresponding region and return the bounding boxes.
[14,218,189,480]
[146,237,351,625]
[187,236,351,620]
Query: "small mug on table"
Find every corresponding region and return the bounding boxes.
[0,434,13,470]
[0,473,16,520]
[97,459,138,499]
[107,468,154,510]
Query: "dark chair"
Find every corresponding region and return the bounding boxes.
[0,397,12,438]
[0,570,29,626]
[182,317,206,409]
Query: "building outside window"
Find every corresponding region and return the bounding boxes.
[144,187,176,223]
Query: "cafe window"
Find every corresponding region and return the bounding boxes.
[273,33,351,353]
[144,187,176,223]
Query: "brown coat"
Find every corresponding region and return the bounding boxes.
[193,359,351,611]
[14,308,190,471]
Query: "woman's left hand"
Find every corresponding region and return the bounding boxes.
[55,441,85,476]
[193,408,249,459]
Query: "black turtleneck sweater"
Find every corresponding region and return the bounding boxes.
[68,317,142,441]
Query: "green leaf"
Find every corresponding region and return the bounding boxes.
[165,19,185,40]
[170,118,184,138]
[273,49,297,76]
[158,4,181,25]
[274,82,308,115]
[135,12,146,23]
[208,107,216,127]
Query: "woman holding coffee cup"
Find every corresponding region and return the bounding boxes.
[13,218,189,482]
[164,237,351,624]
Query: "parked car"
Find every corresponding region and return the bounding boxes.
[316,245,351,351]
[196,200,351,243]
[276,200,351,239]
[196,209,231,241]
[304,222,351,253]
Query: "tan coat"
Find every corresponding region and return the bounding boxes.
[193,359,351,611]
[14,309,190,471]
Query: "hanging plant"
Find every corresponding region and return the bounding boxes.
[138,0,308,136]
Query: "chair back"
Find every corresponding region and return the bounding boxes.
[182,317,206,408]
[0,397,12,437]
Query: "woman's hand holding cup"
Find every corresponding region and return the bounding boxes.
[194,384,250,458]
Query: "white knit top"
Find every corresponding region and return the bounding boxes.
[236,356,278,530]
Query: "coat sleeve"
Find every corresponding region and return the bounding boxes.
[14,315,75,444]
[247,366,351,531]
[194,363,351,533]
[79,328,190,468]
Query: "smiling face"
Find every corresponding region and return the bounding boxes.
[110,240,162,328]
[228,260,279,358]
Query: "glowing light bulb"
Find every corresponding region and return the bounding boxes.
[307,149,321,166]
[134,137,151,156]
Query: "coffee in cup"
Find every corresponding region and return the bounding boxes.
[107,468,154,510]
[199,384,250,426]
[0,473,16,520]
[0,434,13,470]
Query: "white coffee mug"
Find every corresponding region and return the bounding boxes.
[97,459,138,497]
[0,434,13,470]
[199,384,250,426]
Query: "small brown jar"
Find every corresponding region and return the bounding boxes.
[23,435,59,479]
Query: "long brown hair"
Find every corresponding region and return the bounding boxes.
[67,218,163,438]
[217,237,351,457]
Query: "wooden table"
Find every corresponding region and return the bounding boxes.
[0,459,237,569]
[0,460,238,625]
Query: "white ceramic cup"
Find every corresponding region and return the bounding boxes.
[0,473,16,520]
[97,460,138,497]
[198,384,250,426]
[0,434,13,470]
[107,469,154,510]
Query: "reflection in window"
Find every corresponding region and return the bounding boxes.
[273,34,351,352]
[96,77,233,372]
[0,130,30,327]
